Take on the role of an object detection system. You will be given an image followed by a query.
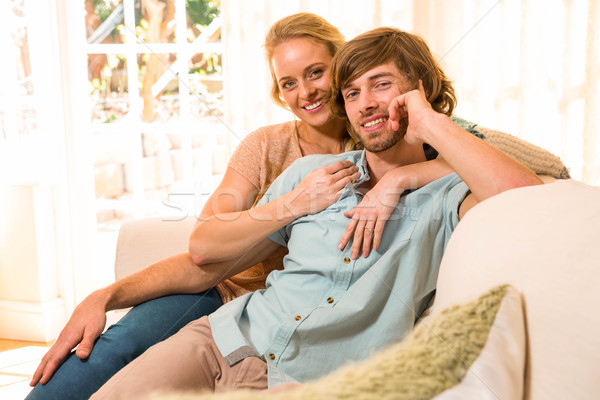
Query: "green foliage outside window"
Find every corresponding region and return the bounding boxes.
[186,0,220,26]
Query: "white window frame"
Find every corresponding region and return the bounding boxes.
[87,0,223,220]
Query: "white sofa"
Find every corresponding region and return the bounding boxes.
[114,178,600,400]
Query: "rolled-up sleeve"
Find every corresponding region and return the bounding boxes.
[443,177,470,231]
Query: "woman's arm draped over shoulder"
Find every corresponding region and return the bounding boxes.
[340,158,454,258]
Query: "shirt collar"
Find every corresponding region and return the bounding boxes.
[346,150,370,192]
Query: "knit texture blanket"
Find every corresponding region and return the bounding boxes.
[451,116,570,179]
[148,285,510,400]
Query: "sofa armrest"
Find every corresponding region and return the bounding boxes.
[431,179,600,399]
[114,216,196,280]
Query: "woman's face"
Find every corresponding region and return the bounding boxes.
[271,37,336,128]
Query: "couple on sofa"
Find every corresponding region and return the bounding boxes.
[27,14,541,399]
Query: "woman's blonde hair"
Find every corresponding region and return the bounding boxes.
[264,13,359,151]
[264,13,345,109]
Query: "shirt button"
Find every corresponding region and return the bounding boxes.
[268,353,275,360]
[344,257,351,264]
[294,315,301,321]
[327,297,334,303]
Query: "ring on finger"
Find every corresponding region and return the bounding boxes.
[365,227,374,232]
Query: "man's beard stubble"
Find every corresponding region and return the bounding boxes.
[356,117,409,153]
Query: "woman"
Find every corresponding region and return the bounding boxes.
[27,13,451,400]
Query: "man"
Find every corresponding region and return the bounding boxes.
[89,27,541,398]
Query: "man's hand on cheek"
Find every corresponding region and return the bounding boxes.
[387,80,435,145]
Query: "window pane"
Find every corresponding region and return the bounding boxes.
[89,53,129,123]
[190,52,222,80]
[186,0,220,43]
[189,52,222,117]
[91,1,223,226]
[135,0,176,44]
[85,0,125,45]
[139,52,179,121]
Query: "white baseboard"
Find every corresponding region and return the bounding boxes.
[0,298,67,342]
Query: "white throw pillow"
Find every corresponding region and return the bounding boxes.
[432,286,525,400]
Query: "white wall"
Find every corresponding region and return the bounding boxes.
[0,185,66,341]
[0,0,94,341]
[0,186,45,302]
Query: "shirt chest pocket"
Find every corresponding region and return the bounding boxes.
[380,205,423,246]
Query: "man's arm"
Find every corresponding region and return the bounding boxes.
[389,82,543,216]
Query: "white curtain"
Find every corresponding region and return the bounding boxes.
[221,0,600,185]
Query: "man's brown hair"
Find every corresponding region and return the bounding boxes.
[329,27,456,119]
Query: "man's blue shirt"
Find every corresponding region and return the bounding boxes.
[209,150,469,386]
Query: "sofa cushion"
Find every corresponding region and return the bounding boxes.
[114,216,196,280]
[147,285,525,400]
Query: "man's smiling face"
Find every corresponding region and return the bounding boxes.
[341,62,411,153]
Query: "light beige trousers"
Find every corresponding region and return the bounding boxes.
[90,316,268,400]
